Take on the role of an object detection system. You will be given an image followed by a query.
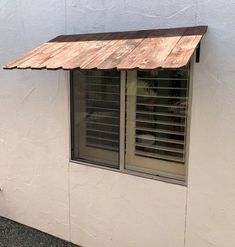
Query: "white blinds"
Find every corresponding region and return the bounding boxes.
[85,74,120,152]
[134,68,189,164]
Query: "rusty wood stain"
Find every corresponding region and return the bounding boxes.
[3,26,207,70]
[162,26,207,68]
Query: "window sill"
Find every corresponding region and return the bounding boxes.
[70,159,187,186]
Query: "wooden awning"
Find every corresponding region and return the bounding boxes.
[4,26,207,70]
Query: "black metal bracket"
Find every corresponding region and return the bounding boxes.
[195,43,201,63]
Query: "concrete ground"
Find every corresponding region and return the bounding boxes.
[0,217,79,247]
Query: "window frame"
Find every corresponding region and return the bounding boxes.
[70,61,193,186]
[70,70,121,169]
[125,70,187,181]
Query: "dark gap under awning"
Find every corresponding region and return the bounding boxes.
[3,25,207,70]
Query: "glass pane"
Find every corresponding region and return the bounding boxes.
[135,68,189,163]
[71,70,120,168]
[125,67,190,179]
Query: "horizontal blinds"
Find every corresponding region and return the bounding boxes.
[85,72,120,152]
[135,68,189,163]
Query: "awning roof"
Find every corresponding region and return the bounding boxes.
[4,26,207,70]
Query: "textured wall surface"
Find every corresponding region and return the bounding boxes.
[0,1,234,247]
[70,165,186,247]
[185,0,235,246]
[0,0,70,240]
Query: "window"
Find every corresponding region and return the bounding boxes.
[71,70,120,169]
[71,66,190,182]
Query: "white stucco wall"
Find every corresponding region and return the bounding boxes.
[0,1,234,247]
[186,1,235,246]
[0,0,70,240]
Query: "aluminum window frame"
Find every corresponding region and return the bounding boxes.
[70,70,121,169]
[70,63,193,186]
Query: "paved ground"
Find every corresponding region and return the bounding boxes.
[0,217,79,247]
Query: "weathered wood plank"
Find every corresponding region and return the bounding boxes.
[30,42,79,69]
[79,39,122,69]
[38,34,99,69]
[17,42,68,69]
[96,31,151,70]
[162,26,208,68]
[61,34,113,70]
[23,35,87,69]
[3,26,207,70]
[117,27,186,69]
[79,32,142,69]
[4,43,49,69]
[61,32,136,70]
